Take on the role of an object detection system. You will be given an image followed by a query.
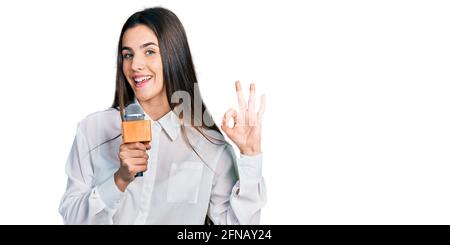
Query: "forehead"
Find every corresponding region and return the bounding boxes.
[122,24,158,47]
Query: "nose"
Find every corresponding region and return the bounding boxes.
[131,54,145,71]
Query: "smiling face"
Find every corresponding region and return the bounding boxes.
[121,24,166,105]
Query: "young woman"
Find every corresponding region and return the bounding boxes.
[59,7,266,225]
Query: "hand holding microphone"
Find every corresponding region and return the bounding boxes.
[114,103,152,192]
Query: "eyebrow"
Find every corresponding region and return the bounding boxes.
[121,42,158,51]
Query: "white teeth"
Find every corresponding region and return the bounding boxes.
[134,76,151,82]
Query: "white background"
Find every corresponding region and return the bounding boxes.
[0,0,449,224]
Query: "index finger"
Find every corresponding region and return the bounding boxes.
[125,142,148,151]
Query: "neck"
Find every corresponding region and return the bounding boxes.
[139,95,171,121]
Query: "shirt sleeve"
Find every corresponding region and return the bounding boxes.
[207,145,267,225]
[58,124,125,224]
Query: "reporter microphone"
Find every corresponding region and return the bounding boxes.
[122,103,152,177]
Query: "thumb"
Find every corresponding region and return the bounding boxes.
[221,117,234,137]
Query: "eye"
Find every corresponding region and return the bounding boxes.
[145,49,155,55]
[122,53,133,60]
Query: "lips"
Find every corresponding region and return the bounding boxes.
[132,75,152,88]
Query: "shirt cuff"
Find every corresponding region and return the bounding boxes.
[96,175,126,210]
[236,154,263,181]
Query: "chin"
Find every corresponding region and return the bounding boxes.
[134,91,156,102]
[135,93,155,103]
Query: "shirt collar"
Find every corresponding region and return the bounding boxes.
[135,99,180,141]
[156,109,180,141]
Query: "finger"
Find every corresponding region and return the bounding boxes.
[257,94,266,122]
[132,165,148,175]
[143,141,151,150]
[221,116,234,138]
[124,142,147,151]
[123,157,148,166]
[120,150,148,159]
[222,108,238,129]
[235,81,247,115]
[220,123,230,136]
[248,83,256,126]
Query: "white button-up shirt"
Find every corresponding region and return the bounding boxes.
[59,106,266,225]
